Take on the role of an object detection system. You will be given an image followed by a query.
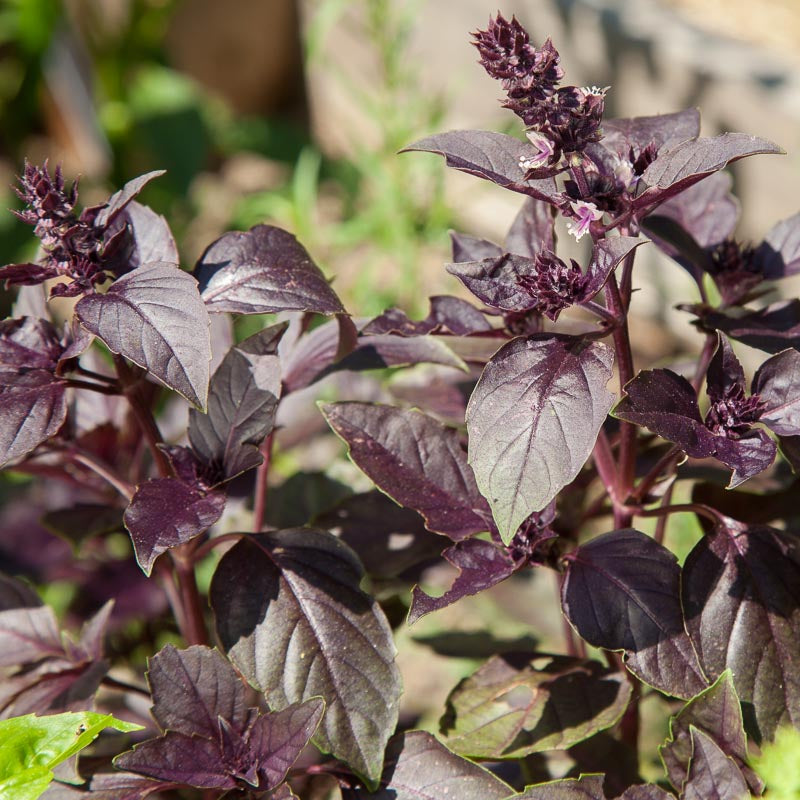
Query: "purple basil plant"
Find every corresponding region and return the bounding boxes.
[0,11,799,799]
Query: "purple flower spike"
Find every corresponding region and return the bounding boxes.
[517,251,588,320]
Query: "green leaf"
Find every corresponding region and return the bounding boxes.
[0,712,143,800]
[751,726,800,800]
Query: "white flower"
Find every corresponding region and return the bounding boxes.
[565,200,603,241]
[519,131,555,172]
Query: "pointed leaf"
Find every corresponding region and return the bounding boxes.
[446,254,540,312]
[147,645,247,739]
[321,402,489,540]
[0,317,63,371]
[210,529,401,788]
[0,574,41,612]
[402,130,559,201]
[0,370,67,467]
[699,299,800,354]
[409,539,516,623]
[757,211,800,279]
[94,171,166,228]
[752,349,800,435]
[637,134,783,210]
[440,653,631,759]
[583,237,645,298]
[116,733,235,789]
[467,334,615,543]
[246,698,324,790]
[75,262,211,408]
[79,773,172,800]
[682,727,750,800]
[188,323,285,478]
[364,730,512,800]
[682,522,800,741]
[362,296,491,337]
[511,774,606,799]
[601,109,701,153]
[561,529,707,698]
[117,201,179,270]
[505,197,556,257]
[0,606,62,666]
[124,479,226,575]
[194,225,344,315]
[450,232,503,263]
[660,671,761,794]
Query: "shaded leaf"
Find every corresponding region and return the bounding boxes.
[195,225,344,315]
[682,727,750,800]
[601,109,701,153]
[118,201,179,271]
[210,529,401,787]
[402,131,559,202]
[0,606,62,667]
[752,349,800,435]
[409,538,516,623]
[505,197,556,258]
[451,232,503,263]
[758,211,800,279]
[124,479,226,575]
[94,171,166,228]
[561,529,707,698]
[682,521,800,741]
[616,786,674,800]
[362,296,491,337]
[357,730,512,800]
[321,402,489,540]
[41,505,123,548]
[660,670,761,794]
[467,334,615,543]
[440,653,631,759]
[447,254,542,312]
[0,574,41,612]
[188,323,286,478]
[699,300,800,354]
[75,262,211,408]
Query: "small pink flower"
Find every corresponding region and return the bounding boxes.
[519,131,555,171]
[565,200,603,241]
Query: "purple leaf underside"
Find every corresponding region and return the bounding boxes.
[75,262,211,409]
[94,170,166,228]
[681,727,750,800]
[321,402,490,540]
[467,334,615,543]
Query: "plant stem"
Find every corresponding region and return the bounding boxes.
[252,432,274,532]
[66,378,120,395]
[692,332,718,392]
[193,532,244,561]
[604,273,636,526]
[69,452,134,501]
[630,445,681,504]
[171,552,209,646]
[653,483,675,545]
[101,675,150,697]
[633,502,724,526]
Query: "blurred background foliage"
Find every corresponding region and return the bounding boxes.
[0,0,455,316]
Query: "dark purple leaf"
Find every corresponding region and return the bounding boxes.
[388,366,473,426]
[117,201,179,270]
[321,402,490,540]
[447,254,541,312]
[582,237,645,298]
[0,369,67,467]
[512,774,606,799]
[194,224,344,315]
[401,130,559,201]
[467,334,615,543]
[409,539,516,623]
[41,504,123,548]
[636,133,783,211]
[244,698,324,789]
[614,368,775,487]
[0,573,41,611]
[124,478,226,575]
[440,653,631,759]
[0,316,63,370]
[188,323,286,479]
[700,300,800,353]
[210,528,401,787]
[757,211,800,279]
[504,197,556,258]
[314,491,443,580]
[362,296,492,337]
[660,670,762,794]
[681,727,750,800]
[645,171,738,251]
[561,529,708,699]
[616,786,674,800]
[450,232,503,262]
[94,170,166,228]
[682,521,800,741]
[706,334,746,397]
[0,605,62,666]
[778,434,800,471]
[57,319,93,368]
[70,773,172,799]
[116,733,237,789]
[0,261,58,287]
[147,644,248,740]
[75,261,211,408]
[601,109,701,153]
[361,730,512,800]
[752,349,800,435]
